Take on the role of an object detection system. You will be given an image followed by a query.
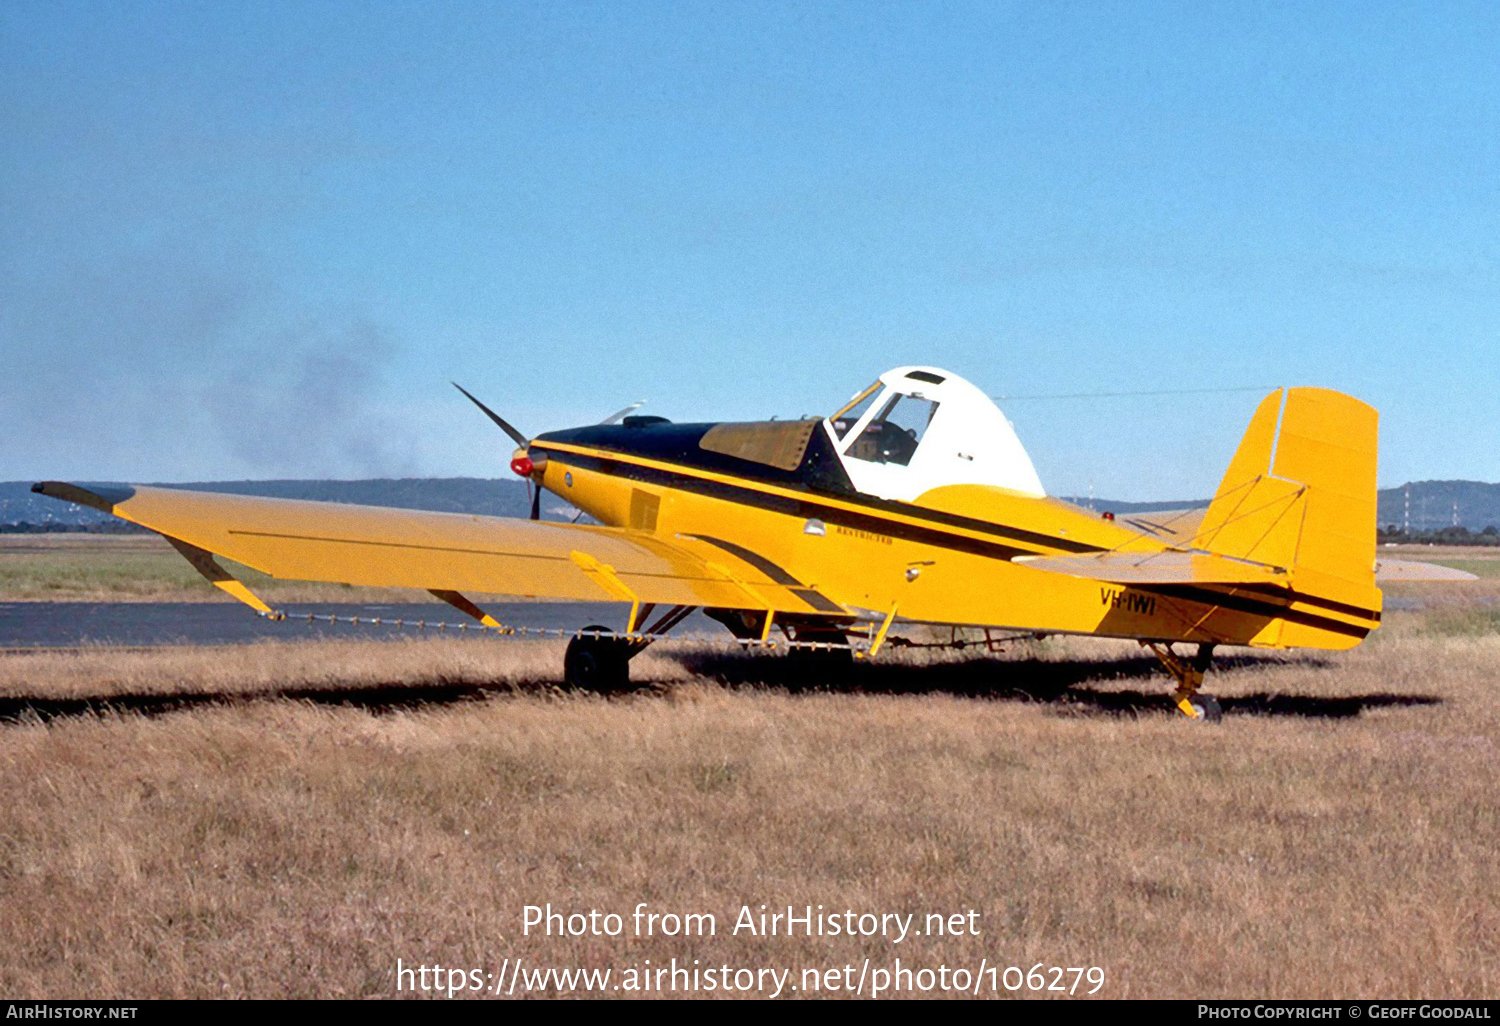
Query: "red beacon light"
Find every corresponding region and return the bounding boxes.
[1102,511,1115,521]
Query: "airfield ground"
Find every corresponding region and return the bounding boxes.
[0,533,437,604]
[0,546,1495,998]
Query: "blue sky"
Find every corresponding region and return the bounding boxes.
[3,0,1496,499]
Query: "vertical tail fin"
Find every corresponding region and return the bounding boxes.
[1196,388,1380,644]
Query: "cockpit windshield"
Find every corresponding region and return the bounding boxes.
[829,381,881,440]
[822,367,1045,501]
[845,393,939,467]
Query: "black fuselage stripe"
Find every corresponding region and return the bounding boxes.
[1141,584,1371,640]
[684,535,849,614]
[685,535,802,585]
[792,589,848,614]
[541,445,1373,641]
[537,446,1086,560]
[1228,582,1382,623]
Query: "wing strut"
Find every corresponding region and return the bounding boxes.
[867,604,900,657]
[428,590,513,632]
[163,535,284,619]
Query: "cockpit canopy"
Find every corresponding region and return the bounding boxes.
[826,367,1044,502]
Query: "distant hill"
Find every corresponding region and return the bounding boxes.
[1375,480,1500,533]
[0,478,559,529]
[1057,497,1206,514]
[1066,481,1500,532]
[6,477,1498,532]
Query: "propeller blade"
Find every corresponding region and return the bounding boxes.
[529,482,541,521]
[452,382,529,448]
[599,400,646,425]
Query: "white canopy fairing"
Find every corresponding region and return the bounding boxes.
[825,367,1045,502]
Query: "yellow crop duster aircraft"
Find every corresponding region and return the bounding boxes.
[34,367,1459,720]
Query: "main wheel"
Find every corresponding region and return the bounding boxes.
[563,626,632,692]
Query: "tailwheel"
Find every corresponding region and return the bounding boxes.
[563,625,634,692]
[1184,693,1223,723]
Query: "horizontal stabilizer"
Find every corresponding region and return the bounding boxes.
[1016,549,1286,586]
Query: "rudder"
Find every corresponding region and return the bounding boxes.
[1195,388,1380,644]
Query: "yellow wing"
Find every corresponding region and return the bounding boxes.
[32,482,846,616]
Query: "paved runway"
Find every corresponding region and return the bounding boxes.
[1,597,1464,650]
[0,602,722,649]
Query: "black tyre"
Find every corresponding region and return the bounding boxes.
[563,626,632,692]
[1189,694,1223,723]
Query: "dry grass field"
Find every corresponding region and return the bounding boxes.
[0,569,1496,998]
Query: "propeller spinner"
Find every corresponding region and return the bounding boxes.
[453,383,647,523]
[453,382,542,520]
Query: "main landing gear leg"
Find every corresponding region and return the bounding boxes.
[1144,642,1221,722]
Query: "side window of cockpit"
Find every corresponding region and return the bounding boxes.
[846,394,939,466]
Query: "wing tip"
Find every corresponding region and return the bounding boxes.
[31,481,136,513]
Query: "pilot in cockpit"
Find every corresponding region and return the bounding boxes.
[843,394,938,466]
